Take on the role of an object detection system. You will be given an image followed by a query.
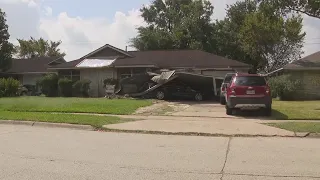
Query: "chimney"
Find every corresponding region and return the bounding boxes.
[125,46,128,52]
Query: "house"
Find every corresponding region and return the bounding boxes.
[265,51,320,100]
[50,44,250,97]
[0,56,66,86]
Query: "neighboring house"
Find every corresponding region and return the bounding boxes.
[50,44,250,97]
[265,51,320,100]
[0,57,66,86]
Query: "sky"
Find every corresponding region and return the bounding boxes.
[0,0,320,61]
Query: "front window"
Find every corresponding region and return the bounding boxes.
[234,76,266,86]
[59,70,80,81]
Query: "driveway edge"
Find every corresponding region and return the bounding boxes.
[101,127,305,138]
[0,120,94,131]
[1,120,319,138]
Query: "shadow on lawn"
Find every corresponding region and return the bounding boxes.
[233,109,288,120]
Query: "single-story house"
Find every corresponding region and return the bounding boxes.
[0,56,66,86]
[265,51,320,100]
[50,44,250,97]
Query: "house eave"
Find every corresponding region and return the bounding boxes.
[0,72,49,75]
[284,67,320,70]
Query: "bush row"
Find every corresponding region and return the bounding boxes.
[37,74,91,97]
[268,75,302,100]
[0,78,20,97]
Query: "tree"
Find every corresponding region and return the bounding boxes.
[15,37,66,58]
[212,0,305,73]
[130,0,215,52]
[0,8,14,72]
[239,2,306,73]
[212,0,258,66]
[258,0,320,19]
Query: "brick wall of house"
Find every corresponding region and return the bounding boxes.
[290,70,320,100]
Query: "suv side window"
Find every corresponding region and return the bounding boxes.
[234,76,266,86]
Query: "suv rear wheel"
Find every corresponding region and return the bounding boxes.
[220,96,226,105]
[264,105,272,116]
[226,105,233,115]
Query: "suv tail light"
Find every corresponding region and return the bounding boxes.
[265,86,270,95]
[230,88,236,95]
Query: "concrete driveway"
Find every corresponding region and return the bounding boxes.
[107,101,294,137]
[168,101,232,118]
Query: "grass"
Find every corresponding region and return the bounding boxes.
[0,97,152,115]
[271,100,320,120]
[268,122,320,133]
[0,111,127,128]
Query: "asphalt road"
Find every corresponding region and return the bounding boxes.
[0,124,320,180]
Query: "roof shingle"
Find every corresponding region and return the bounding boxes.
[53,50,250,69]
[284,51,320,69]
[5,57,64,73]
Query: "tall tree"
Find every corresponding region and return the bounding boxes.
[213,0,257,65]
[130,0,215,52]
[239,2,306,73]
[213,0,305,73]
[258,0,320,19]
[15,37,66,58]
[0,8,14,72]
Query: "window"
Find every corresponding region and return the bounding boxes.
[118,68,132,79]
[234,76,266,86]
[118,68,147,79]
[59,70,80,81]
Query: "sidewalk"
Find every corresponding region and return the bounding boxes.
[104,115,296,137]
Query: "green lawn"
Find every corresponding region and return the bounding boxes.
[268,122,320,133]
[0,97,152,115]
[0,111,126,128]
[272,100,320,120]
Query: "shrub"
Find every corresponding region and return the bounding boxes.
[0,78,4,97]
[72,79,91,97]
[0,78,20,97]
[268,75,302,100]
[58,78,73,97]
[38,74,59,97]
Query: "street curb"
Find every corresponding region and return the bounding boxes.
[1,120,319,138]
[100,127,303,138]
[0,120,94,131]
[0,120,34,126]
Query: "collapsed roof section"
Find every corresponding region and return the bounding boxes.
[128,70,214,97]
[76,58,116,68]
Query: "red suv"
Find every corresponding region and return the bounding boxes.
[225,73,272,116]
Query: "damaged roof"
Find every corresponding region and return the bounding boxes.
[113,50,249,68]
[50,44,250,69]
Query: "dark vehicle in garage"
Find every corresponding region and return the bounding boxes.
[225,73,272,116]
[155,81,204,101]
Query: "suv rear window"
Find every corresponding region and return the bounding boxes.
[234,76,266,86]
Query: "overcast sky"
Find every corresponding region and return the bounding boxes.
[1,0,319,61]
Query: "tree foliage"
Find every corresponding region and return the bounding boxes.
[214,0,305,73]
[258,0,320,19]
[15,37,66,58]
[131,0,306,73]
[213,0,258,67]
[239,2,306,72]
[0,9,14,72]
[130,0,215,52]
